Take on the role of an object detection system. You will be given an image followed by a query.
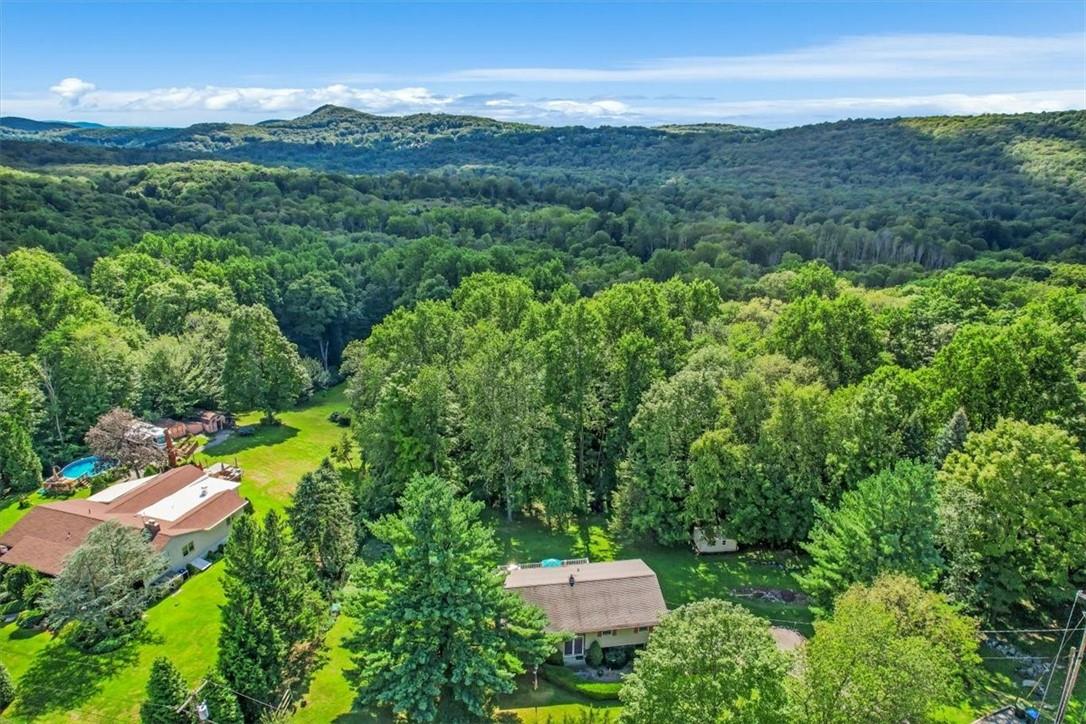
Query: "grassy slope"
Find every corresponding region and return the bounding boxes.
[198,386,351,513]
[0,387,349,722]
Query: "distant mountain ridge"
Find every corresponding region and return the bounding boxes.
[1,107,1083,188]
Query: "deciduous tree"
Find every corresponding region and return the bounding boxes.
[0,351,44,493]
[937,420,1086,617]
[222,305,308,423]
[85,407,167,473]
[793,575,979,724]
[618,599,790,724]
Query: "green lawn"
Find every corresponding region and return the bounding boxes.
[0,387,352,722]
[489,512,815,632]
[0,565,226,722]
[198,386,352,514]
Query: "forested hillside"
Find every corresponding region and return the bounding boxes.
[4,109,1085,270]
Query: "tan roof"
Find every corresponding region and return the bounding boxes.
[0,465,246,576]
[505,559,667,634]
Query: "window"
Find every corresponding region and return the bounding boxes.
[181,541,195,557]
[597,630,615,637]
[563,636,585,658]
[634,626,654,634]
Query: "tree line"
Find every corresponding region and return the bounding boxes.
[342,262,1086,622]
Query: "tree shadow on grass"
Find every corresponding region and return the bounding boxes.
[202,423,300,457]
[13,628,150,719]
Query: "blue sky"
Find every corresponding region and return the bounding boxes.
[2,1,1084,128]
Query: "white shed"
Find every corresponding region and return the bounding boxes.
[693,527,739,554]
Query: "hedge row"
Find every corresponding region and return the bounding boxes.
[540,664,622,701]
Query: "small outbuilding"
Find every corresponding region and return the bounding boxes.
[692,527,739,554]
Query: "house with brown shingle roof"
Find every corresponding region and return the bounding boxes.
[504,559,667,664]
[0,464,248,577]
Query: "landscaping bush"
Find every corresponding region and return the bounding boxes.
[604,646,628,669]
[87,466,124,493]
[546,648,565,666]
[4,565,38,600]
[540,664,622,701]
[0,661,15,711]
[14,608,44,628]
[586,640,604,667]
[328,410,352,427]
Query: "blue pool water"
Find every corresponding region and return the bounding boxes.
[60,456,113,480]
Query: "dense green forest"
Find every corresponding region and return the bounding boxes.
[1,109,1085,722]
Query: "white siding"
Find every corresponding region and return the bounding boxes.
[160,516,235,570]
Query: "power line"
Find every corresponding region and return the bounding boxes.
[983,626,1086,635]
[1042,594,1082,714]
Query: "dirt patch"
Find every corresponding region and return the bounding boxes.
[732,586,809,605]
[770,626,807,651]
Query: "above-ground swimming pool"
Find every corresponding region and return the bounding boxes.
[59,455,114,480]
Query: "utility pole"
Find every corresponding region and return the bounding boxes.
[1053,590,1085,724]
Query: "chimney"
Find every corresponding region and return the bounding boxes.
[143,519,160,541]
[568,574,576,587]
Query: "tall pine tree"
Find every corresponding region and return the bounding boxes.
[288,460,357,585]
[217,592,283,722]
[140,657,193,724]
[349,474,555,721]
[216,512,324,722]
[200,671,245,724]
[0,661,16,712]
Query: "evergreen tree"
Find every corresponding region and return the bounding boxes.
[288,460,358,585]
[349,474,555,721]
[800,461,943,613]
[217,512,324,722]
[42,520,167,644]
[140,657,193,724]
[0,661,16,712]
[931,407,968,467]
[200,671,245,724]
[222,305,308,423]
[217,592,284,723]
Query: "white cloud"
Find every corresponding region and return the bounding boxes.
[568,89,1080,129]
[49,77,96,105]
[39,78,639,123]
[539,99,631,116]
[46,80,456,116]
[635,89,1086,122]
[445,33,1085,83]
